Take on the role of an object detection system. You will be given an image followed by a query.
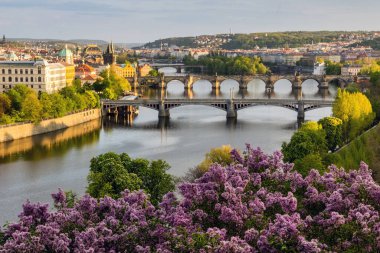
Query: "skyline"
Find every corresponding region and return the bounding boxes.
[0,0,380,43]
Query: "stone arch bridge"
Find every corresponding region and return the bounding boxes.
[102,98,334,121]
[127,74,367,91]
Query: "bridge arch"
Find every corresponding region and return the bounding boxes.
[166,103,227,112]
[328,77,348,88]
[220,79,240,91]
[192,79,213,91]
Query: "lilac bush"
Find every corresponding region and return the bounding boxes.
[1,144,380,252]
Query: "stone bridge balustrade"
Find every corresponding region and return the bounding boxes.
[127,74,364,92]
[102,98,333,122]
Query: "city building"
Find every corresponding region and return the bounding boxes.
[103,42,116,65]
[313,62,326,76]
[82,45,103,65]
[61,62,75,86]
[138,64,153,77]
[0,60,66,93]
[112,63,136,78]
[341,65,362,76]
[58,45,74,65]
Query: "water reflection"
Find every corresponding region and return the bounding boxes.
[0,119,101,163]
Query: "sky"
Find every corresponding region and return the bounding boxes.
[0,0,379,43]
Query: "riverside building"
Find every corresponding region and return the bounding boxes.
[0,59,66,94]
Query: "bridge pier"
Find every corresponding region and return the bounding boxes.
[226,99,237,118]
[212,75,221,89]
[158,101,170,118]
[265,81,274,93]
[318,81,329,90]
[297,101,305,121]
[185,75,194,89]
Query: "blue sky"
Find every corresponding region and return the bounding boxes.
[0,0,379,43]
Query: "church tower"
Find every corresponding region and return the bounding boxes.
[103,41,116,65]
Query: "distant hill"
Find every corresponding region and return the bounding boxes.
[6,38,108,45]
[140,31,376,50]
[348,37,380,50]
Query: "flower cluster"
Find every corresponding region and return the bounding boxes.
[1,144,380,252]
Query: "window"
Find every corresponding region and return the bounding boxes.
[39,85,41,89]
[20,77,23,82]
[31,85,34,88]
[2,85,4,88]
[20,69,23,74]
[26,77,28,82]
[31,77,34,82]
[8,69,11,74]
[15,69,18,74]
[31,69,33,74]
[38,66,41,74]
[38,76,41,82]
[1,69,4,74]
[9,85,11,88]
[25,69,28,74]
[8,77,12,82]
[2,77,4,82]
[15,77,18,82]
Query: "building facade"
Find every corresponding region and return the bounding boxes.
[0,60,66,94]
[138,64,153,77]
[341,65,362,76]
[103,42,116,65]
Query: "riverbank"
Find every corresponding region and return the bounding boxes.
[0,109,101,142]
[331,123,380,181]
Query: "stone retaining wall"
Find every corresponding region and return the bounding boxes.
[0,109,101,142]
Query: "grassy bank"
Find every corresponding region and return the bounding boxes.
[331,123,380,181]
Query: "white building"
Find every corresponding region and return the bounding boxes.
[313,62,326,76]
[341,65,362,76]
[0,60,67,94]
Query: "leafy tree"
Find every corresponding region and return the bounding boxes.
[87,152,175,205]
[318,117,343,151]
[185,145,233,181]
[282,127,327,163]
[294,153,325,176]
[148,69,160,77]
[0,93,11,118]
[87,153,142,199]
[333,89,375,140]
[325,60,342,75]
[93,68,131,99]
[21,92,42,123]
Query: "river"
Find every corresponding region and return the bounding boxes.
[0,69,337,224]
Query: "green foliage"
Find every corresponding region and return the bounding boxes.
[0,84,100,125]
[349,37,380,50]
[325,60,342,75]
[184,55,268,75]
[93,68,131,99]
[294,154,325,176]
[185,145,233,181]
[21,92,42,123]
[87,152,175,205]
[0,93,11,118]
[333,89,375,141]
[318,117,343,151]
[148,69,160,77]
[331,124,380,181]
[282,124,327,163]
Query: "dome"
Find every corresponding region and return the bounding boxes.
[58,45,73,57]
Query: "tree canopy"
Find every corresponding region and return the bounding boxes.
[0,84,100,124]
[87,152,175,205]
[333,89,375,140]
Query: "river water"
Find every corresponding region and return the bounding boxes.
[0,69,337,224]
